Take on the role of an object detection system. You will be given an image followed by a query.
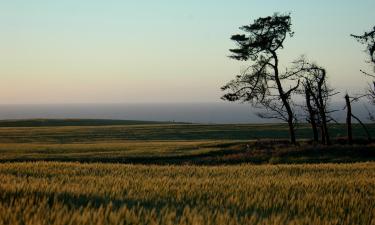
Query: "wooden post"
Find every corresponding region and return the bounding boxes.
[345,94,353,145]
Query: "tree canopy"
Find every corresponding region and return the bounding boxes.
[229,13,293,61]
[222,13,298,144]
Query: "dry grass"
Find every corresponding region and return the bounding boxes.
[0,162,374,225]
[1,140,374,165]
[0,141,245,163]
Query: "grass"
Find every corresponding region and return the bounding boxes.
[0,141,239,162]
[0,140,374,165]
[0,120,373,164]
[0,122,373,143]
[1,120,374,224]
[0,162,374,225]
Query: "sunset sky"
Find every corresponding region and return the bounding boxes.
[1,0,375,104]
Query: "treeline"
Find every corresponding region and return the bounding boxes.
[222,13,375,145]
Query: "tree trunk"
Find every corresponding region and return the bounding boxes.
[287,117,296,145]
[312,91,327,145]
[283,101,296,145]
[317,71,330,145]
[310,116,319,143]
[345,94,353,145]
[320,111,330,145]
[271,51,296,145]
[320,125,326,144]
[305,87,319,143]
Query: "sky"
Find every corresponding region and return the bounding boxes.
[1,0,374,104]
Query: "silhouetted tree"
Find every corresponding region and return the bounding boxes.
[352,26,375,120]
[343,94,372,142]
[304,82,319,143]
[351,26,375,69]
[294,59,336,145]
[221,13,299,144]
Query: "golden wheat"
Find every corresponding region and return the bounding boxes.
[0,162,374,225]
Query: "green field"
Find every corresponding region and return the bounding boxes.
[0,121,374,143]
[0,119,374,224]
[0,120,374,164]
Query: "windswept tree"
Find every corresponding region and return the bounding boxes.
[221,13,299,144]
[351,26,375,71]
[295,59,336,145]
[351,26,375,117]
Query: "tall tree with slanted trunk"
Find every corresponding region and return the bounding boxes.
[221,13,299,144]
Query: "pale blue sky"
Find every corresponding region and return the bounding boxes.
[1,0,374,103]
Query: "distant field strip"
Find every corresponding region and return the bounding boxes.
[0,123,373,143]
[0,162,374,225]
[0,119,180,127]
[0,141,244,163]
[1,140,374,165]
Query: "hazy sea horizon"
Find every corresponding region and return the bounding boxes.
[0,102,373,124]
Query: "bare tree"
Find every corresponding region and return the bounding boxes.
[343,95,372,142]
[294,59,336,145]
[221,13,299,144]
[304,81,319,143]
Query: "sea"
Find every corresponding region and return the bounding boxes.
[0,102,373,124]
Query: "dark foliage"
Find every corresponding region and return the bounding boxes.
[222,13,299,144]
[351,26,375,67]
[351,26,375,119]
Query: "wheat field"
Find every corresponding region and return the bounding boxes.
[0,162,374,225]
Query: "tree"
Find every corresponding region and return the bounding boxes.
[304,81,319,143]
[221,13,299,144]
[351,26,375,70]
[343,94,372,142]
[305,68,329,144]
[295,59,336,145]
[351,26,375,120]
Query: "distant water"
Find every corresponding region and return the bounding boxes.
[0,102,373,124]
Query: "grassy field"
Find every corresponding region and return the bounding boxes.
[0,120,374,143]
[0,120,374,164]
[0,120,374,224]
[1,140,374,165]
[0,162,374,225]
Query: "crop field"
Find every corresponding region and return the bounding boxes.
[0,121,374,143]
[0,141,244,163]
[0,120,374,164]
[0,162,374,225]
[0,120,374,224]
